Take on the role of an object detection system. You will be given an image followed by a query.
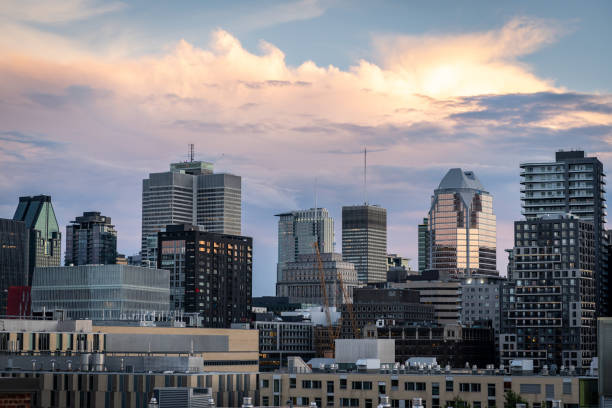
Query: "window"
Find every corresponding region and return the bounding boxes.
[473,402,481,408]
[365,399,372,408]
[262,379,269,388]
[405,382,415,391]
[313,381,322,389]
[262,397,269,406]
[290,378,296,388]
[303,397,310,406]
[392,379,399,390]
[327,381,335,393]
[302,380,311,389]
[316,398,322,408]
[471,384,481,392]
[460,383,470,392]
[328,396,335,406]
[432,383,439,396]
[340,379,347,389]
[487,384,495,397]
[274,379,280,393]
[379,383,386,394]
[416,383,426,391]
[446,381,454,392]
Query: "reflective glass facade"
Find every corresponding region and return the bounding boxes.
[0,219,29,314]
[31,265,170,320]
[428,169,496,277]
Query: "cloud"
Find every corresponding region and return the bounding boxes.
[0,17,610,294]
[0,0,125,24]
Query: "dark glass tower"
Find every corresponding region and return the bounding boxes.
[0,219,29,314]
[342,205,387,284]
[158,224,252,327]
[65,212,117,266]
[13,195,61,283]
[520,151,608,316]
[418,217,430,272]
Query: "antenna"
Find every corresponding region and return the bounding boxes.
[189,144,194,162]
[363,146,368,205]
[314,177,319,250]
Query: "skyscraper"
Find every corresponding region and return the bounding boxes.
[500,214,596,369]
[427,168,497,277]
[342,205,387,284]
[418,217,429,272]
[13,195,61,283]
[275,208,334,282]
[141,159,241,266]
[0,218,29,314]
[65,211,117,266]
[158,224,252,327]
[520,150,608,316]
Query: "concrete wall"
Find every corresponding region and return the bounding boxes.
[334,339,395,364]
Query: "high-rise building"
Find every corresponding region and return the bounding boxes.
[141,160,241,267]
[418,218,429,272]
[0,219,29,314]
[500,214,596,370]
[275,208,334,283]
[158,224,252,327]
[65,211,117,266]
[276,253,358,307]
[13,195,61,283]
[428,168,497,277]
[520,150,608,316]
[342,205,387,284]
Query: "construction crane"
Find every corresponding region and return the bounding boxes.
[313,242,359,355]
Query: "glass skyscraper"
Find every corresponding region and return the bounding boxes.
[428,168,497,277]
[418,217,429,272]
[141,160,241,267]
[0,218,29,314]
[342,205,387,284]
[12,195,61,283]
[275,208,334,283]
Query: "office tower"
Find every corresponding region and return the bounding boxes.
[500,214,596,370]
[276,253,358,307]
[275,208,334,282]
[342,205,387,284]
[65,211,117,266]
[31,265,170,320]
[428,168,497,277]
[158,224,252,327]
[0,219,29,314]
[460,275,505,349]
[141,159,241,267]
[13,195,61,283]
[418,218,429,272]
[520,150,608,316]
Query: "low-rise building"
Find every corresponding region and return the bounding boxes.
[31,264,170,320]
[258,370,598,408]
[341,288,434,338]
[255,319,315,372]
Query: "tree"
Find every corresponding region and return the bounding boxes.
[446,396,471,408]
[504,390,529,408]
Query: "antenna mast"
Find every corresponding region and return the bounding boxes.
[189,144,194,162]
[363,146,367,205]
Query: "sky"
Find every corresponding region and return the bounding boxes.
[1,0,611,296]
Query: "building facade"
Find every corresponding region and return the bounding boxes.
[341,288,435,338]
[500,214,596,370]
[158,224,252,327]
[428,169,497,277]
[12,195,61,283]
[460,275,505,344]
[418,218,429,273]
[276,253,358,307]
[520,150,608,316]
[342,205,387,284]
[254,320,315,372]
[390,272,462,325]
[31,265,170,320]
[65,211,117,266]
[276,208,335,283]
[142,160,241,267]
[259,370,596,408]
[369,323,496,369]
[0,218,29,315]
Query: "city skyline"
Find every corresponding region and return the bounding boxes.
[1,1,611,297]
